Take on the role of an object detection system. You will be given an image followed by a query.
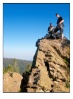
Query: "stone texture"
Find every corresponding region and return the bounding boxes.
[27,37,70,92]
[3,72,22,92]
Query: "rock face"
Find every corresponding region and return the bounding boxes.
[3,72,22,92]
[4,37,70,93]
[27,37,70,92]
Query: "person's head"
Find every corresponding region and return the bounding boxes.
[50,23,52,26]
[56,13,60,18]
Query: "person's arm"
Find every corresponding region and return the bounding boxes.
[50,26,54,30]
[59,19,64,24]
[59,17,64,24]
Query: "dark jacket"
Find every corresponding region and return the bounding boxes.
[57,16,64,27]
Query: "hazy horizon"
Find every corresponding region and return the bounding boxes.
[3,57,32,61]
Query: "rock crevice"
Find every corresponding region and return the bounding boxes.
[4,38,70,92]
[26,38,70,92]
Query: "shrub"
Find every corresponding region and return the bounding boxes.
[65,81,70,88]
[25,64,31,73]
[64,59,68,64]
[3,64,14,74]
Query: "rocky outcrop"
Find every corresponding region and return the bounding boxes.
[27,37,70,92]
[3,72,22,92]
[4,37,70,93]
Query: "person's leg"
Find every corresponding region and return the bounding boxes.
[60,26,64,40]
[54,26,59,33]
[49,32,52,38]
[62,33,64,39]
[52,28,56,39]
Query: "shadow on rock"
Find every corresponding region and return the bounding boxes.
[20,72,30,92]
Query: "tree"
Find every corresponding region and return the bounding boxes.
[3,59,20,74]
[13,58,20,73]
[3,64,14,73]
[25,64,31,72]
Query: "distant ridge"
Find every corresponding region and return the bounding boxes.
[3,58,32,74]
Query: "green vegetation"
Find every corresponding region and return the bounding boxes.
[3,59,20,74]
[25,64,31,72]
[64,59,68,64]
[3,64,14,74]
[13,59,20,73]
[3,58,32,74]
[65,81,70,88]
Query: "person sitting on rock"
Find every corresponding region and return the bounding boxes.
[48,23,55,38]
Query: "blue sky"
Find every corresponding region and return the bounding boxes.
[3,3,70,60]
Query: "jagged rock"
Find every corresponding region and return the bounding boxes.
[26,37,70,92]
[3,72,22,92]
[52,81,70,92]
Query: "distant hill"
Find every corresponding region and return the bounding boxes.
[3,58,32,74]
